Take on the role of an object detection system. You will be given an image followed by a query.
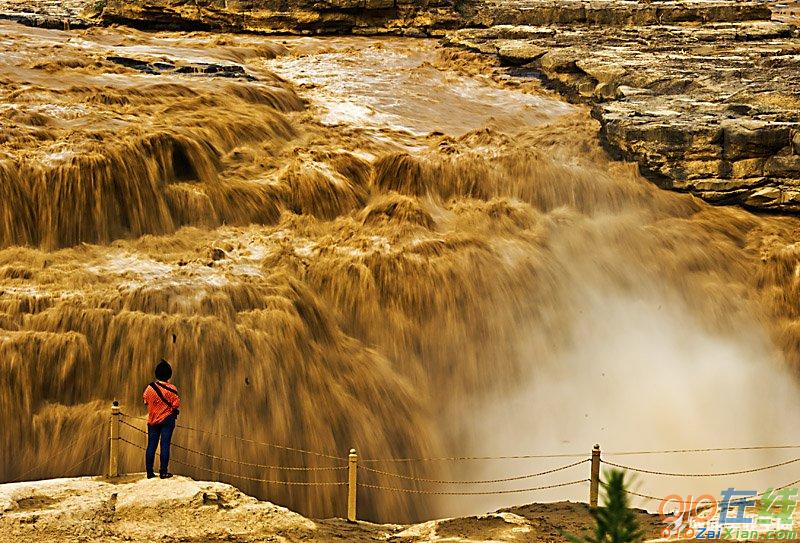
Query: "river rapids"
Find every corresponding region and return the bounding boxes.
[1,22,800,523]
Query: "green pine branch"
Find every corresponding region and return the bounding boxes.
[565,469,644,543]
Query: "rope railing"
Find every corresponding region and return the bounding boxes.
[603,445,800,456]
[359,445,800,463]
[116,427,587,492]
[120,418,347,472]
[113,412,595,520]
[356,478,589,496]
[360,452,590,462]
[601,456,800,477]
[64,444,106,474]
[358,458,589,484]
[118,437,347,486]
[98,403,800,523]
[11,437,99,483]
[17,402,800,528]
[603,476,800,507]
[121,412,344,461]
[120,409,800,464]
[169,441,348,472]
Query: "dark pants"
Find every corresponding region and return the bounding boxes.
[145,413,176,476]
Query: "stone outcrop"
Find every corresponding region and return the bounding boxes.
[445,7,800,212]
[0,475,602,543]
[0,0,96,27]
[0,476,317,543]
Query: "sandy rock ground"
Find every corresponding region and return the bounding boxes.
[0,475,665,543]
[0,475,317,542]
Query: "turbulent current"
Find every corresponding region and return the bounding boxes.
[2,22,800,523]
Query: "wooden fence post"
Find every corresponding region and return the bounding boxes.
[347,448,358,522]
[109,401,121,477]
[589,443,600,508]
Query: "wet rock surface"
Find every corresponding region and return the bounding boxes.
[106,55,255,78]
[445,8,800,212]
[0,0,97,28]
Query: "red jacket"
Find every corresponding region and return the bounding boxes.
[143,382,180,426]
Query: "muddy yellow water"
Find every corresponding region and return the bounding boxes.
[2,21,800,522]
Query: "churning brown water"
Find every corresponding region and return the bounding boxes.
[2,22,800,523]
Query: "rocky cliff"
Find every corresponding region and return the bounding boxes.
[444,3,800,212]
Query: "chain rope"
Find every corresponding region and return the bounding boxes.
[11,434,96,483]
[357,478,589,495]
[360,445,800,463]
[360,452,589,462]
[118,437,347,486]
[109,413,800,501]
[119,419,346,471]
[605,445,800,456]
[602,456,800,477]
[605,477,800,506]
[359,458,589,484]
[63,444,105,476]
[120,413,344,461]
[118,414,800,463]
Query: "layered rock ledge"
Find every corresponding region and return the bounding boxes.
[469,0,772,26]
[445,4,800,212]
[0,0,776,35]
[99,0,777,36]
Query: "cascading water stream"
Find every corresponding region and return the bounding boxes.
[1,23,799,523]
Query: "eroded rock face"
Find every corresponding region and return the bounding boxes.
[100,0,465,35]
[469,0,771,27]
[2,0,774,36]
[96,0,776,35]
[446,15,800,212]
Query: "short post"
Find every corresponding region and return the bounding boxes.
[109,401,121,478]
[589,443,600,508]
[347,448,358,523]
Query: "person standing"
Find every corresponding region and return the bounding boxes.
[143,359,180,479]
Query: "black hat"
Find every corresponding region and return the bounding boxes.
[155,359,172,381]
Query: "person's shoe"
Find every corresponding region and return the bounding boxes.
[146,473,156,479]
[159,473,173,479]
